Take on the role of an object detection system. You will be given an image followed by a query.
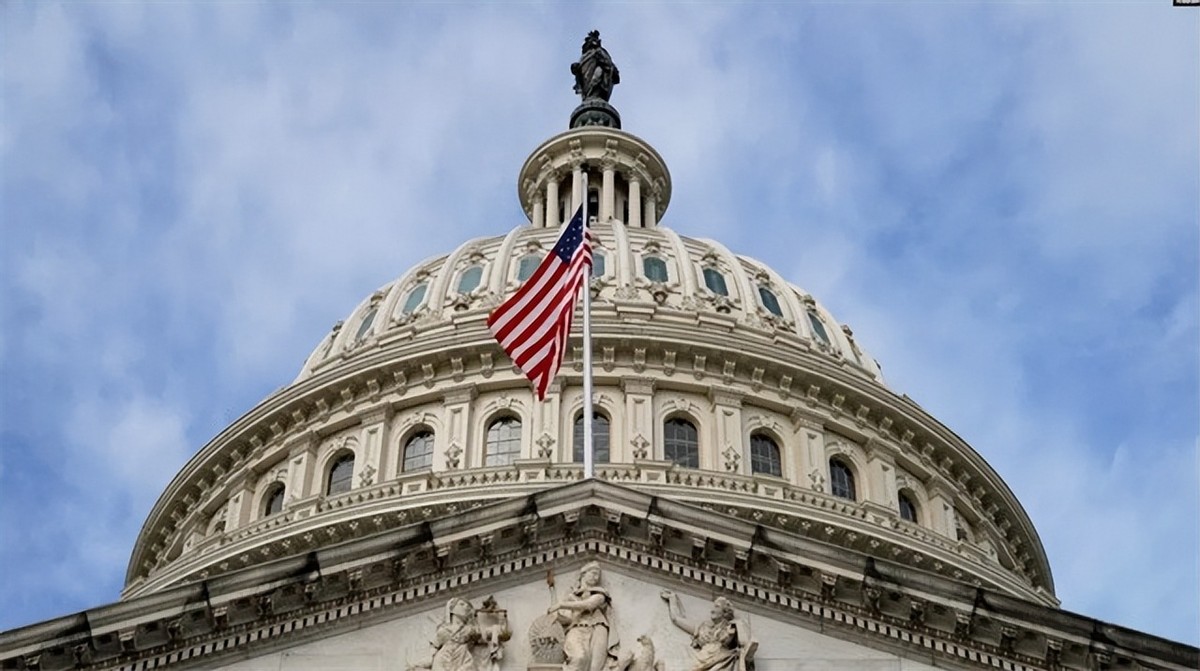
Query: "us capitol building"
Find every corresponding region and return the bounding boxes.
[2,32,1195,671]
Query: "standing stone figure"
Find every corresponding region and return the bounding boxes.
[660,592,758,671]
[409,597,509,671]
[547,562,612,671]
[571,31,620,102]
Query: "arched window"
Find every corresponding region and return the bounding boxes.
[749,433,782,477]
[592,250,606,278]
[664,418,699,468]
[829,459,856,501]
[402,284,428,314]
[573,412,610,463]
[262,483,285,517]
[326,453,355,495]
[898,492,919,523]
[457,266,483,294]
[354,307,377,341]
[517,255,540,282]
[807,310,831,345]
[643,256,668,283]
[402,431,435,472]
[485,416,522,466]
[703,268,729,296]
[759,287,783,317]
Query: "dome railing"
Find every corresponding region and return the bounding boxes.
[133,459,1044,607]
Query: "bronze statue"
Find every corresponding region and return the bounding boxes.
[571,31,620,102]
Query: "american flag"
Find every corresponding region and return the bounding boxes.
[488,206,592,400]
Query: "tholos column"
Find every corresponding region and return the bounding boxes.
[572,165,583,212]
[532,195,544,229]
[628,177,642,228]
[546,178,559,229]
[601,166,615,221]
[645,194,658,227]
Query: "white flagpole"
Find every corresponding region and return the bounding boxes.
[581,171,595,479]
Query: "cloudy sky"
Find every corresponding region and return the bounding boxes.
[2,2,1196,645]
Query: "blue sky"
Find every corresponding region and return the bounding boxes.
[2,2,1196,645]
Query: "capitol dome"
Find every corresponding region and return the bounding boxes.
[8,29,1196,671]
[124,118,1054,612]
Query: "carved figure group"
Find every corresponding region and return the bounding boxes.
[409,596,510,671]
[409,565,759,671]
[661,591,758,671]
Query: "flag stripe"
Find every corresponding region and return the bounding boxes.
[488,207,592,400]
[506,252,590,362]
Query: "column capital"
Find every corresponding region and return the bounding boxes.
[621,378,655,395]
[926,473,955,498]
[707,387,744,408]
[863,437,895,464]
[361,406,392,425]
[790,407,825,432]
[442,385,479,405]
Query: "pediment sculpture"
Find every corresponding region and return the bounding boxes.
[661,591,758,671]
[409,596,511,671]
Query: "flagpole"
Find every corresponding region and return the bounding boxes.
[581,171,595,479]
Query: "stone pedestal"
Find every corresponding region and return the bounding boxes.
[570,100,621,129]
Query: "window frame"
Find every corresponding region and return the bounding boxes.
[401,283,428,315]
[516,255,541,282]
[456,265,484,294]
[484,416,523,467]
[758,286,783,317]
[572,411,611,464]
[829,458,856,501]
[326,453,355,495]
[898,491,919,523]
[354,307,378,341]
[807,310,831,345]
[663,417,699,468]
[702,267,729,296]
[262,483,286,517]
[592,250,606,278]
[643,256,669,283]
[749,433,782,477]
[402,430,435,473]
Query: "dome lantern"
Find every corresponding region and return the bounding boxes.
[518,31,671,229]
